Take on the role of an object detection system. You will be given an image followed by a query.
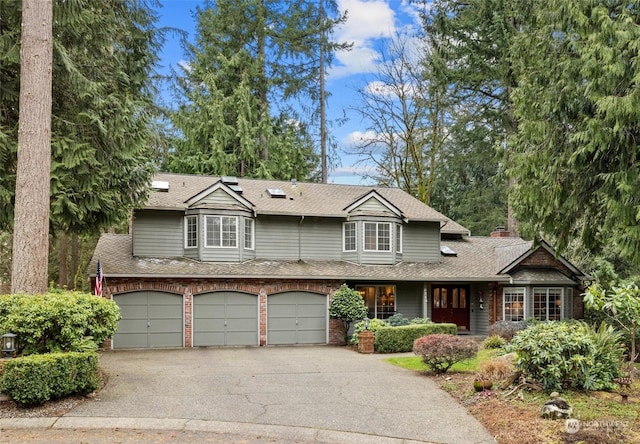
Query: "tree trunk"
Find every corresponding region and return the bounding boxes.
[11,0,54,294]
[258,0,268,163]
[319,0,327,184]
[58,233,68,288]
[70,233,79,290]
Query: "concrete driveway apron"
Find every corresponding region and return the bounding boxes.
[66,346,496,444]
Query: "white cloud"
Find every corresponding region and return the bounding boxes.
[330,0,397,78]
[342,130,379,147]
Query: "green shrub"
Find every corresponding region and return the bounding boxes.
[0,352,99,405]
[386,313,410,326]
[375,323,458,353]
[0,291,120,355]
[329,285,368,343]
[483,335,507,349]
[507,321,624,391]
[413,334,479,374]
[410,317,432,325]
[350,318,388,344]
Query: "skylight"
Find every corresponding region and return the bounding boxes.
[267,188,286,198]
[151,180,169,192]
[440,245,457,256]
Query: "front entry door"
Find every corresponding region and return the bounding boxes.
[431,285,470,332]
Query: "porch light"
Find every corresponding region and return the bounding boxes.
[2,333,16,359]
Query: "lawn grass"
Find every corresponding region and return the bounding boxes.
[386,348,499,373]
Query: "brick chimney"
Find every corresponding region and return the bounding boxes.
[490,226,512,238]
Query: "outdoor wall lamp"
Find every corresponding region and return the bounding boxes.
[2,332,16,359]
[478,291,484,310]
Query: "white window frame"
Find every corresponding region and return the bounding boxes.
[343,222,356,252]
[205,215,237,248]
[363,222,391,252]
[533,287,563,321]
[395,224,402,253]
[244,218,254,250]
[503,287,526,321]
[184,215,198,248]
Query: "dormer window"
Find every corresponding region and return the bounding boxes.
[205,215,237,248]
[364,222,390,251]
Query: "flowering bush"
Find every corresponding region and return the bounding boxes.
[413,334,478,374]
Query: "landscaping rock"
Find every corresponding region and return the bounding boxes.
[541,393,573,419]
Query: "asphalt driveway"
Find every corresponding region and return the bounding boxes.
[26,346,496,443]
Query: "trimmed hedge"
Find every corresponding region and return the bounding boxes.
[374,323,458,353]
[0,352,99,405]
[0,290,120,355]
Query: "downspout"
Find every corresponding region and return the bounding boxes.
[298,215,305,262]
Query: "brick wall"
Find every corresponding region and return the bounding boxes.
[101,277,344,348]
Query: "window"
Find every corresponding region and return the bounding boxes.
[364,222,390,251]
[356,285,396,319]
[503,288,525,321]
[395,224,402,253]
[244,218,254,250]
[343,222,356,251]
[205,215,237,248]
[533,288,562,321]
[432,286,467,309]
[185,215,197,248]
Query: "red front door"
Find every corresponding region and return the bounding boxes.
[431,285,470,332]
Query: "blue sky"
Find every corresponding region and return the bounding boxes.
[156,1,423,184]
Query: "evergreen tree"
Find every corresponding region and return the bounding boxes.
[167,0,347,180]
[0,0,162,234]
[420,0,531,233]
[508,0,640,263]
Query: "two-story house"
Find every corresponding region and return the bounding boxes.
[89,173,589,349]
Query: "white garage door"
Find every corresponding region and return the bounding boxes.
[193,292,259,346]
[113,291,183,349]
[268,292,327,345]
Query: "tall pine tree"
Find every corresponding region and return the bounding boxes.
[167,0,347,180]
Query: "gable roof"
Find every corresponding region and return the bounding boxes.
[498,239,590,281]
[185,180,255,212]
[144,173,469,234]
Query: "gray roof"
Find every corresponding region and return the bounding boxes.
[91,234,535,282]
[146,173,469,235]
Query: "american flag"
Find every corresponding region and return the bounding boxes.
[95,260,103,297]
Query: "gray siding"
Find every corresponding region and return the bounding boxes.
[469,283,489,336]
[360,250,395,265]
[255,216,301,260]
[354,197,395,214]
[201,246,241,262]
[132,210,183,257]
[402,221,440,262]
[395,282,423,319]
[194,188,245,207]
[255,216,341,260]
[299,217,342,260]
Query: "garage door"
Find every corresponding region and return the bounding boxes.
[193,292,258,346]
[268,292,327,345]
[113,292,183,349]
